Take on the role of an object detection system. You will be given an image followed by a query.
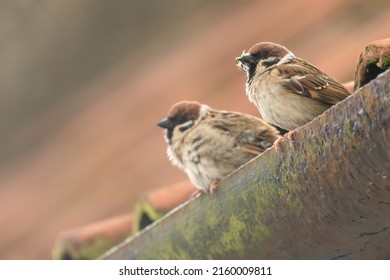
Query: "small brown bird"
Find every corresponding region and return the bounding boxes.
[235,42,350,133]
[157,101,280,196]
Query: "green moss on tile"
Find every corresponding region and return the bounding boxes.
[220,216,247,257]
[133,202,165,233]
[382,56,390,68]
[78,237,116,260]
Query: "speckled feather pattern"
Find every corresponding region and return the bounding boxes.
[160,101,280,192]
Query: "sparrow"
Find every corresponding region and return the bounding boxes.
[235,42,350,133]
[157,101,280,196]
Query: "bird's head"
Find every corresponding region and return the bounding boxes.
[236,42,294,81]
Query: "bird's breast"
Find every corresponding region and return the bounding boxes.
[248,79,330,131]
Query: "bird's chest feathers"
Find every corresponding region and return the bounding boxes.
[246,72,324,130]
[247,72,285,116]
[168,129,229,191]
[168,134,207,173]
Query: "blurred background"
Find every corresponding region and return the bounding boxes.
[0,0,389,259]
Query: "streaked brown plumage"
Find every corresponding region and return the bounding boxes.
[236,42,350,131]
[157,101,280,194]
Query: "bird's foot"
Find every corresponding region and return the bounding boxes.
[273,129,296,153]
[273,137,283,153]
[286,130,295,149]
[209,179,220,195]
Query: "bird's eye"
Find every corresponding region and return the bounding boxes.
[260,51,268,59]
[176,116,188,125]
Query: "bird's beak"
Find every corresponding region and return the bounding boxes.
[235,53,253,70]
[235,53,252,65]
[157,118,173,129]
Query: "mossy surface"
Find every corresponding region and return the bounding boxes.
[53,237,118,260]
[133,202,165,233]
[382,56,390,68]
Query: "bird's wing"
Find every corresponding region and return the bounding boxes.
[201,111,278,156]
[275,59,350,105]
[237,143,264,155]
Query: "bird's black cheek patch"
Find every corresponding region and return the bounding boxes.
[178,120,195,133]
[179,126,188,132]
[262,57,280,68]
